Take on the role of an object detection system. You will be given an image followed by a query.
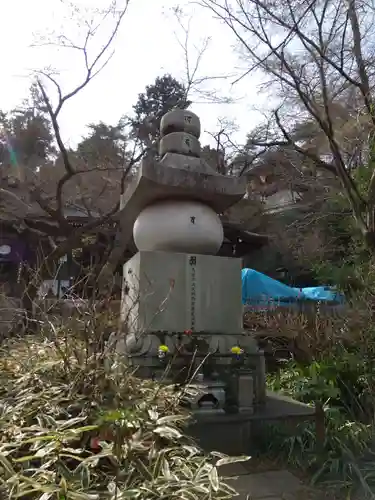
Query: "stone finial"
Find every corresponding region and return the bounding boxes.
[159,109,201,159]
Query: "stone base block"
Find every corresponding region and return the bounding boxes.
[121,251,243,336]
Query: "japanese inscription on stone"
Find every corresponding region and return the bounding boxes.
[188,255,197,331]
[184,135,191,148]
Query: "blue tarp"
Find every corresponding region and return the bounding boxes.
[241,268,345,306]
[301,286,343,303]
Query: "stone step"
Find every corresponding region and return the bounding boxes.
[220,468,306,500]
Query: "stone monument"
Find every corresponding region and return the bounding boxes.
[118,108,266,415]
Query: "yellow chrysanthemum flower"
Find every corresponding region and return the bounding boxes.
[231,346,243,355]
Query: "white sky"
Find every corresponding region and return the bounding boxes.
[0,0,267,149]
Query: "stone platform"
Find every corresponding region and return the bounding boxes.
[221,466,324,499]
[189,391,316,455]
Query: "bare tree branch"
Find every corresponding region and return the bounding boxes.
[200,0,375,243]
[172,6,234,105]
[32,0,130,223]
[10,0,136,300]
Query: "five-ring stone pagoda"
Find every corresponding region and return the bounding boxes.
[118,108,266,416]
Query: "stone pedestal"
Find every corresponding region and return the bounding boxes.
[122,251,243,335]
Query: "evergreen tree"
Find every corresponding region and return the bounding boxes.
[130,74,191,148]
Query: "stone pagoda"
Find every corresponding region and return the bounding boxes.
[118,108,266,415]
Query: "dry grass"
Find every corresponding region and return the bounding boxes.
[243,297,375,361]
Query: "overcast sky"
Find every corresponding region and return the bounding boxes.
[0,0,267,148]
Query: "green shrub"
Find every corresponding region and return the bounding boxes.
[0,335,246,499]
[268,352,368,418]
[265,348,375,496]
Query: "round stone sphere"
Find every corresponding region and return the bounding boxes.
[160,109,201,138]
[133,200,224,254]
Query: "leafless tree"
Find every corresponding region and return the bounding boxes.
[201,117,252,175]
[172,6,234,106]
[5,0,145,326]
[27,1,144,262]
[200,0,375,249]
